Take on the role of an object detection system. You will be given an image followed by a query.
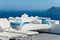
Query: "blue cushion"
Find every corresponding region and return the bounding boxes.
[10,22,21,27]
[42,19,49,24]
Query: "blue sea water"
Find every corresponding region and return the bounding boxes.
[0,10,60,20]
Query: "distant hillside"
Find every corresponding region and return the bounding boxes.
[47,7,60,12]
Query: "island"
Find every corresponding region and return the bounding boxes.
[47,7,60,12]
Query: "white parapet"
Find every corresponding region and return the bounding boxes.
[21,24,51,31]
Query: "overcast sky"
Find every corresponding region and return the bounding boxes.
[0,0,60,10]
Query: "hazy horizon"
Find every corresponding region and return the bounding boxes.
[0,0,60,10]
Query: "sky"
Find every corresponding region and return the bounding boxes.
[0,0,60,10]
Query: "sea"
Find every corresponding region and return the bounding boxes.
[0,10,60,20]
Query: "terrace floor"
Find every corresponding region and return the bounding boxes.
[34,33,60,40]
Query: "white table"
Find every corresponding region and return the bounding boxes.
[0,32,28,40]
[5,30,39,40]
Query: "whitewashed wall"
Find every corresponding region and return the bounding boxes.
[50,24,60,33]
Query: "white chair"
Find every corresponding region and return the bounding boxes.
[0,18,10,31]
